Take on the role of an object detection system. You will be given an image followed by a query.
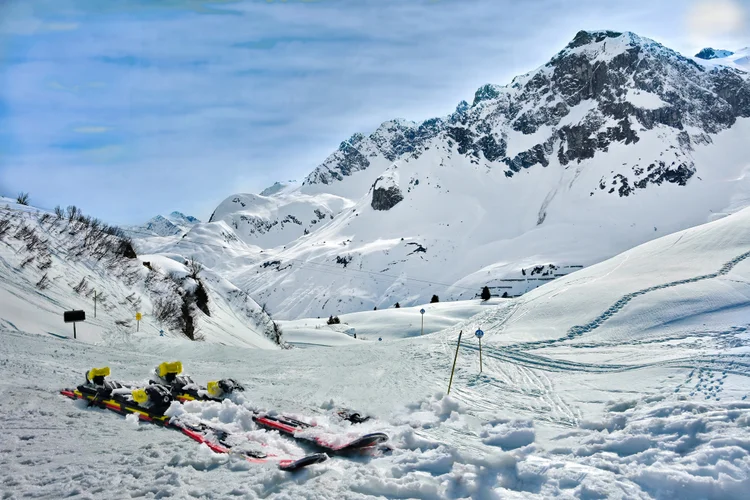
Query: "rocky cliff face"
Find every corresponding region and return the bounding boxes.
[303,31,750,200]
[370,170,404,211]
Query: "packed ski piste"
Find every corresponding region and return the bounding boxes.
[60,362,389,472]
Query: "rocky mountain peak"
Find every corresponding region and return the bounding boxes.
[695,48,735,60]
[302,29,750,201]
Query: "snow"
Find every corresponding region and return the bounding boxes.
[3,205,750,498]
[693,47,750,73]
[208,190,354,249]
[125,211,200,238]
[0,202,278,348]
[281,299,505,345]
[626,89,667,110]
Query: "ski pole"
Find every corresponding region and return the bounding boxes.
[447,330,462,395]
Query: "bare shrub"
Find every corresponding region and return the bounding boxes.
[0,217,11,238]
[73,277,88,294]
[16,192,29,205]
[37,254,52,271]
[153,297,181,325]
[66,205,81,222]
[187,257,204,280]
[36,273,50,290]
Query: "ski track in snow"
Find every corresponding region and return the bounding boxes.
[563,248,750,342]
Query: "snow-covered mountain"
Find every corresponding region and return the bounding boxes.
[126,211,201,238]
[695,47,735,60]
[184,30,750,319]
[207,181,353,249]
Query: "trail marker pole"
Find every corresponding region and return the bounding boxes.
[475,329,484,373]
[420,308,425,335]
[447,330,463,395]
[136,312,142,332]
[94,290,97,319]
[479,338,483,372]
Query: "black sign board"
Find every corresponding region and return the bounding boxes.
[64,310,86,323]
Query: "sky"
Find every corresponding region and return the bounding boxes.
[0,0,748,225]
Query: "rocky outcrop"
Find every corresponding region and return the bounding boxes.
[371,174,404,211]
[302,30,750,198]
[695,48,734,60]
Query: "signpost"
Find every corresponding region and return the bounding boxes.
[475,329,484,373]
[136,312,142,332]
[420,308,426,335]
[447,330,463,395]
[63,310,85,339]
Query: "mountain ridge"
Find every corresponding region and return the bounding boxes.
[183,29,750,319]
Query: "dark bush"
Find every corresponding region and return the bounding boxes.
[194,280,210,316]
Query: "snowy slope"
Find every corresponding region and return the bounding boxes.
[196,30,750,319]
[280,298,507,346]
[0,199,279,348]
[3,206,750,498]
[695,47,750,71]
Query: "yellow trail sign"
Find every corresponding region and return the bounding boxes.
[135,312,142,321]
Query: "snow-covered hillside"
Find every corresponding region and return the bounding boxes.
[207,182,353,248]
[209,30,750,319]
[0,199,280,348]
[3,204,750,498]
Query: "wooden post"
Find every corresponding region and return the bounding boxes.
[73,322,77,340]
[447,330,463,395]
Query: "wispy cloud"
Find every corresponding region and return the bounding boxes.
[686,0,747,45]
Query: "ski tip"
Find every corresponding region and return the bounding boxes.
[60,389,77,399]
[341,432,390,451]
[279,453,328,472]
